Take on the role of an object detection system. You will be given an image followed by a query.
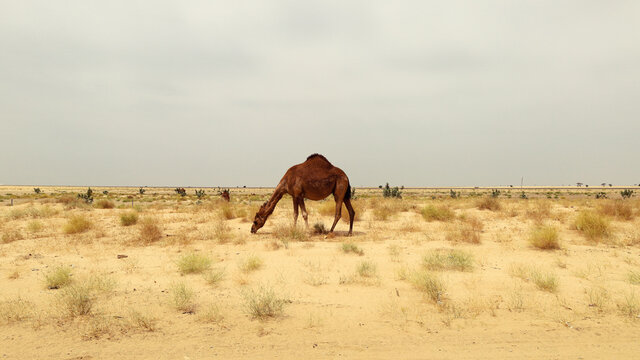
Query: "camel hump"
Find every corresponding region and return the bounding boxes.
[306,153,332,165]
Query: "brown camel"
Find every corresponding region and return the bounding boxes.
[250,154,355,235]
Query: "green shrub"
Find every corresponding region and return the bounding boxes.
[177,253,212,275]
[341,242,364,256]
[422,249,473,271]
[242,286,286,320]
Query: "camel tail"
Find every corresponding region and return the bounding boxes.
[345,182,352,200]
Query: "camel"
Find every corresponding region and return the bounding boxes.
[250,154,355,235]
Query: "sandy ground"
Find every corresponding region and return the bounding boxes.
[1,186,640,359]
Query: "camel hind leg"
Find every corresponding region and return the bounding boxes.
[329,197,343,233]
[299,198,309,228]
[344,198,355,235]
[292,197,299,226]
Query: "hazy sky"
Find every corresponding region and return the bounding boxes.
[1,1,639,187]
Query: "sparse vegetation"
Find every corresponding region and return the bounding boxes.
[446,217,483,244]
[381,183,402,198]
[78,187,94,204]
[599,200,634,221]
[57,283,94,317]
[421,205,455,221]
[170,282,196,313]
[204,268,225,286]
[341,242,364,256]
[477,197,501,211]
[312,222,328,235]
[510,264,558,293]
[239,255,264,273]
[620,189,634,199]
[95,199,115,209]
[137,217,162,244]
[408,269,446,303]
[273,223,308,241]
[422,249,473,271]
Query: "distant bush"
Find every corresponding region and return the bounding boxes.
[78,188,94,204]
[491,189,500,198]
[195,189,206,198]
[449,189,460,199]
[599,200,633,221]
[621,189,634,199]
[175,188,187,196]
[33,188,41,194]
[139,187,146,195]
[381,183,402,198]
[477,197,501,211]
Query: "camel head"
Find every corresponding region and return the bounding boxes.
[250,202,268,233]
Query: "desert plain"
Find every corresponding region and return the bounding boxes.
[1,185,639,359]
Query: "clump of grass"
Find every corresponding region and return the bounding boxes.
[27,220,43,233]
[274,223,308,241]
[421,205,455,221]
[422,249,473,272]
[618,291,639,318]
[388,244,401,262]
[128,309,157,332]
[409,270,446,303]
[574,210,611,240]
[525,200,553,222]
[586,286,610,311]
[599,200,634,221]
[45,266,72,289]
[372,203,396,221]
[198,304,224,324]
[177,253,212,275]
[63,215,93,234]
[7,205,58,219]
[356,261,377,278]
[213,219,232,243]
[529,225,561,250]
[510,264,558,293]
[95,199,115,209]
[204,268,225,286]
[628,270,640,285]
[170,282,196,313]
[301,261,327,286]
[220,203,236,220]
[239,255,264,273]
[312,222,328,235]
[0,297,34,324]
[242,285,287,320]
[477,197,501,211]
[317,201,336,216]
[57,284,94,317]
[120,212,138,226]
[1,229,24,244]
[137,217,162,245]
[341,242,364,256]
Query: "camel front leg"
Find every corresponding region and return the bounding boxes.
[330,199,343,233]
[299,198,309,229]
[292,197,299,226]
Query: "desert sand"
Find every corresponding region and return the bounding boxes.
[1,186,639,359]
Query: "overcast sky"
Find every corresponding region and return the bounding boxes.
[1,1,638,187]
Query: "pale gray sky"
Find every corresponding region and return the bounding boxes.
[1,1,639,187]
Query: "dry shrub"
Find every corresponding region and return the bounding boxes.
[312,222,328,235]
[525,200,553,222]
[177,253,212,275]
[137,217,162,245]
[239,255,263,273]
[120,211,138,226]
[8,205,58,219]
[204,268,226,286]
[220,203,236,220]
[27,220,43,233]
[599,200,634,221]
[95,199,115,209]
[170,282,196,313]
[408,270,446,303]
[510,264,558,293]
[1,228,24,244]
[341,242,364,256]
[273,223,308,241]
[317,201,335,216]
[57,283,95,317]
[446,217,483,244]
[45,266,72,289]
[529,225,561,250]
[477,197,501,211]
[242,285,287,320]
[421,205,454,222]
[63,215,93,234]
[574,210,611,241]
[0,297,34,324]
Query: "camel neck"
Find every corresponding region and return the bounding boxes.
[263,185,287,217]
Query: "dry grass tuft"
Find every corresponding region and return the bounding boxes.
[204,268,226,286]
[356,260,378,278]
[422,249,473,271]
[477,197,501,211]
[239,255,264,273]
[628,270,640,285]
[274,223,308,241]
[1,228,24,244]
[177,253,212,275]
[120,212,139,226]
[242,285,287,320]
[341,242,364,256]
[408,269,446,303]
[599,200,634,221]
[128,309,158,332]
[170,282,196,313]
[446,216,483,244]
[510,264,558,293]
[57,283,94,317]
[529,225,561,250]
[137,217,162,245]
[63,215,93,234]
[220,203,236,220]
[524,200,553,223]
[312,222,328,235]
[617,291,640,318]
[421,205,455,221]
[95,199,115,209]
[45,266,72,289]
[0,297,34,324]
[574,210,611,240]
[213,219,233,243]
[198,304,224,324]
[27,220,44,233]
